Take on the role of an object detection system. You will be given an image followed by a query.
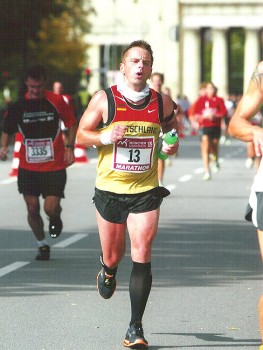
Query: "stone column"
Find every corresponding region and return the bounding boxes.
[88,45,101,94]
[211,28,228,97]
[182,28,201,102]
[244,29,260,92]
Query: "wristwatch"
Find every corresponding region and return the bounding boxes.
[65,144,74,150]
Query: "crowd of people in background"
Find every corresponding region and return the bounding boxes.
[2,74,262,184]
[149,78,263,182]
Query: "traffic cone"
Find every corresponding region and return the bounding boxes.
[9,132,23,176]
[178,132,185,138]
[74,143,89,163]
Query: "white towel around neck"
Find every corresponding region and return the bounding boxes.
[117,76,149,103]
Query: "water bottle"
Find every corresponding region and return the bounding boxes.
[158,128,178,160]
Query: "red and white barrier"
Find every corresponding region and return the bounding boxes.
[74,144,89,163]
[9,133,23,176]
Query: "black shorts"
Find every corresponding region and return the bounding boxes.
[224,116,230,126]
[245,192,263,230]
[93,187,170,224]
[202,126,221,140]
[18,168,66,198]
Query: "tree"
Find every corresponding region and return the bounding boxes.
[0,1,55,79]
[28,11,89,91]
[0,0,94,100]
[29,1,94,73]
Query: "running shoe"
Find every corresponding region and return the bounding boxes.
[245,157,254,169]
[209,153,216,162]
[202,172,211,181]
[35,245,50,261]
[49,216,63,238]
[212,161,220,173]
[97,268,116,299]
[219,135,226,144]
[123,323,148,349]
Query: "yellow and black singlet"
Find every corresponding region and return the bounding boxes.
[96,85,164,194]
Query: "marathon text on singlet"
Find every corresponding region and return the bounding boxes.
[113,136,154,173]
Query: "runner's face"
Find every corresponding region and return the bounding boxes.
[120,47,152,91]
[151,75,163,93]
[25,78,45,100]
[206,83,216,97]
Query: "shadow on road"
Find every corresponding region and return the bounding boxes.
[149,332,259,348]
[0,219,262,296]
[153,219,262,287]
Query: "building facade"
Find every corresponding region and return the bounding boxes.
[85,0,263,102]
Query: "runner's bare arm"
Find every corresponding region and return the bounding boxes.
[160,94,179,156]
[229,61,263,143]
[76,90,126,148]
[64,121,78,166]
[161,94,179,134]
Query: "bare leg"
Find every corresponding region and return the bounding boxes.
[247,141,256,159]
[211,138,219,162]
[158,158,165,186]
[44,195,62,218]
[127,209,159,263]
[254,156,262,173]
[201,135,210,173]
[96,210,126,268]
[23,195,45,241]
[126,209,159,327]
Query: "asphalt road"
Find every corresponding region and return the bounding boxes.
[0,136,262,350]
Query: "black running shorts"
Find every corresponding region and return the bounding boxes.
[202,126,221,139]
[245,192,263,230]
[93,187,170,224]
[18,168,66,198]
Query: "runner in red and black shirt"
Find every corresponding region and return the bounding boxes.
[0,65,78,260]
[192,81,227,180]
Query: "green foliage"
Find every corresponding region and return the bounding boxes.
[28,12,89,74]
[228,29,245,95]
[0,0,94,103]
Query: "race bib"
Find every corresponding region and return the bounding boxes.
[25,138,54,163]
[113,136,154,173]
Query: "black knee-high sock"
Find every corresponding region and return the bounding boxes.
[129,261,152,326]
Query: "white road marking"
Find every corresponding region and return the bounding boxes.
[89,158,98,164]
[165,184,176,192]
[0,261,29,278]
[194,167,204,174]
[52,233,89,248]
[0,178,17,185]
[178,174,192,182]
